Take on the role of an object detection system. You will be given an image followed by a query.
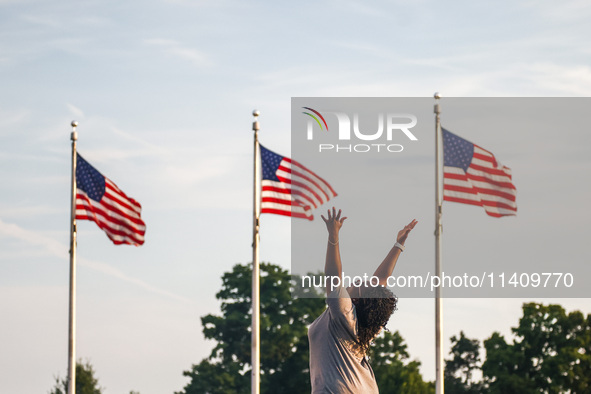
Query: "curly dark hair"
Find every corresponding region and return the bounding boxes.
[355,286,397,355]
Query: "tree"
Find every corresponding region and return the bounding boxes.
[482,302,591,394]
[177,262,326,394]
[49,360,102,394]
[444,331,484,394]
[369,330,434,394]
[177,262,434,393]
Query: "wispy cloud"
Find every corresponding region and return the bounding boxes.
[44,115,170,162]
[255,56,591,97]
[0,204,64,219]
[0,218,66,257]
[66,103,85,119]
[161,155,233,184]
[328,0,392,18]
[20,14,62,29]
[0,108,30,129]
[524,63,591,96]
[144,38,212,67]
[520,0,591,22]
[20,13,112,30]
[110,126,170,155]
[0,218,190,302]
[79,258,191,303]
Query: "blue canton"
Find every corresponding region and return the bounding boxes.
[260,144,284,181]
[442,128,474,172]
[76,153,106,202]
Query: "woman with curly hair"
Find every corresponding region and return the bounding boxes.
[308,207,417,393]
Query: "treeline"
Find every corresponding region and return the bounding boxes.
[177,263,591,394]
[444,302,591,393]
[50,263,591,393]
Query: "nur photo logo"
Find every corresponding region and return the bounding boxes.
[302,107,329,134]
[302,106,419,153]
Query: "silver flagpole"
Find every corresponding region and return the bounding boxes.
[434,93,444,394]
[68,120,79,394]
[251,110,261,394]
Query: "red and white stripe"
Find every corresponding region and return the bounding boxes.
[444,145,517,218]
[76,178,146,245]
[261,157,337,220]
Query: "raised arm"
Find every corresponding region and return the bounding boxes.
[321,207,347,297]
[372,219,418,286]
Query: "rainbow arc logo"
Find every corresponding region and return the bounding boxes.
[302,107,328,132]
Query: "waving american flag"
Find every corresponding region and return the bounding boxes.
[76,153,146,245]
[442,128,517,218]
[260,145,336,220]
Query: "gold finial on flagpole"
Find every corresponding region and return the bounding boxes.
[253,110,260,132]
[71,121,78,141]
[434,92,441,115]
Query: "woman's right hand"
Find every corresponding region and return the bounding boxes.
[321,207,347,243]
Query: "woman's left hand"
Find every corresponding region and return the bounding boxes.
[396,219,418,244]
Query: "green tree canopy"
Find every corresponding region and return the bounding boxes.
[444,331,484,394]
[482,302,591,394]
[49,360,102,394]
[177,262,326,394]
[177,262,433,393]
[369,330,434,394]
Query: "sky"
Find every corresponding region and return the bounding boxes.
[1,0,591,393]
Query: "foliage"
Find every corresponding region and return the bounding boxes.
[443,303,591,394]
[177,262,326,394]
[444,331,484,393]
[369,330,434,394]
[482,302,591,394]
[49,361,102,394]
[177,262,433,394]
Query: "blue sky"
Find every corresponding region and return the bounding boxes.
[1,0,591,393]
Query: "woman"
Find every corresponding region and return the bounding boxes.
[308,207,417,393]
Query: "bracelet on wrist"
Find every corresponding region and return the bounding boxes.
[328,238,339,246]
[394,242,405,251]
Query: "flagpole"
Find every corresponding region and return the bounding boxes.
[251,110,261,394]
[434,93,444,394]
[68,120,79,394]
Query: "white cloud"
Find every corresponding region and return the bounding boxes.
[66,103,85,119]
[524,63,591,96]
[0,204,64,218]
[44,117,171,161]
[520,0,591,22]
[0,108,30,130]
[20,14,62,29]
[79,258,191,303]
[254,58,591,97]
[21,12,111,30]
[144,38,211,67]
[0,218,189,302]
[0,218,66,258]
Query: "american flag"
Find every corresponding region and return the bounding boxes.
[76,153,146,245]
[260,144,337,220]
[442,128,517,218]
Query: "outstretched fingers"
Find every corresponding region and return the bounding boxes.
[322,207,347,227]
[321,208,333,223]
[333,207,347,224]
[406,219,418,230]
[397,219,418,243]
[402,219,418,234]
